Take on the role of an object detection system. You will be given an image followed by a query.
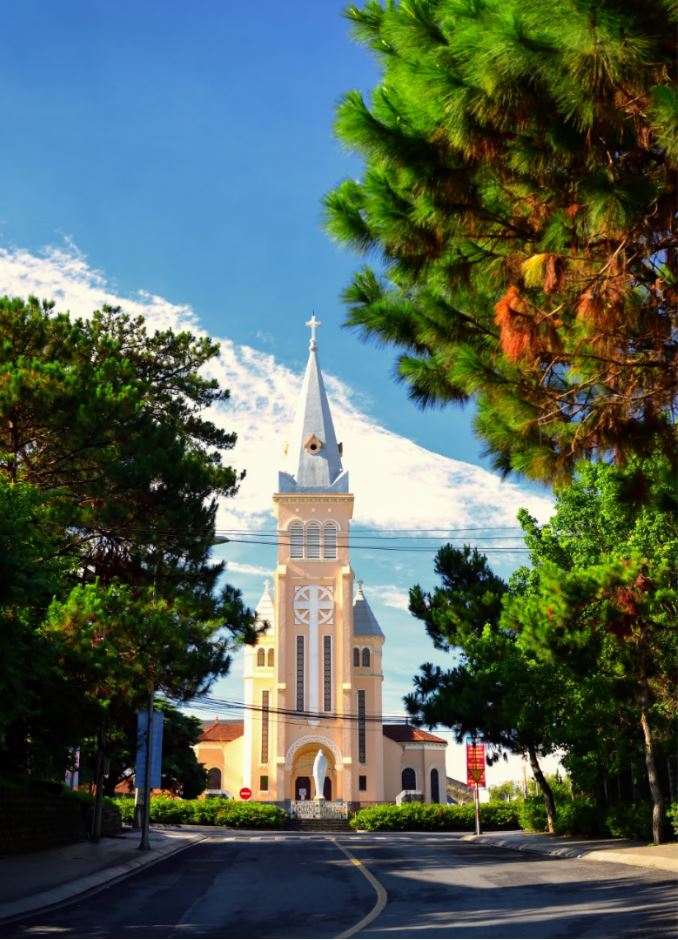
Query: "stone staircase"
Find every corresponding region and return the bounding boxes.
[285,817,352,832]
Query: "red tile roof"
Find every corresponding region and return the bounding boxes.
[199,720,244,743]
[382,724,447,745]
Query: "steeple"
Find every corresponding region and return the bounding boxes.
[278,315,349,493]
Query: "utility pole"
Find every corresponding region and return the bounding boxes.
[138,689,154,851]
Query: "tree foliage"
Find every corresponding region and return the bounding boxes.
[326,0,677,481]
[0,296,258,781]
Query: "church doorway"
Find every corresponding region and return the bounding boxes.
[295,776,311,800]
[291,743,336,800]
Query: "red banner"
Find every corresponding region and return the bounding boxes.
[466,741,486,788]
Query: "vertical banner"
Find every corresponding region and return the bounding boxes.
[466,738,486,788]
[135,710,164,790]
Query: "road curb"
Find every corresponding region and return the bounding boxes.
[0,832,207,926]
[461,834,678,874]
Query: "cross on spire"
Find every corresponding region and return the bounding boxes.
[305,313,322,351]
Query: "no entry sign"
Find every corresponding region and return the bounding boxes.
[239,787,252,801]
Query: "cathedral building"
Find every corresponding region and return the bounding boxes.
[195,318,446,805]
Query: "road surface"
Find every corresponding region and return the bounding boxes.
[2,832,675,938]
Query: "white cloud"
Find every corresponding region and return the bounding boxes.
[226,561,274,579]
[365,584,410,612]
[0,243,553,539]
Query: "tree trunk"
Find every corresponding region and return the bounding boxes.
[528,744,556,834]
[639,645,664,844]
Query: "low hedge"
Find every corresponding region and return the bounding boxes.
[517,796,660,841]
[350,801,521,832]
[112,795,285,829]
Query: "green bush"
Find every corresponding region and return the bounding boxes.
[111,795,286,829]
[214,801,286,829]
[149,794,194,824]
[667,803,678,840]
[112,796,135,824]
[554,798,601,837]
[604,802,653,841]
[518,798,548,832]
[480,801,521,829]
[349,801,519,832]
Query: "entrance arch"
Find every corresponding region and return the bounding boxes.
[288,740,339,801]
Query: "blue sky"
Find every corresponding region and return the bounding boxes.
[1,2,556,783]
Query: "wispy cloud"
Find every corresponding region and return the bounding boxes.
[226,561,273,579]
[0,243,554,540]
[364,584,410,612]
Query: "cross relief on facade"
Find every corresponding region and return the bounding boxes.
[293,585,334,625]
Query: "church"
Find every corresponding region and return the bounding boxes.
[195,318,447,806]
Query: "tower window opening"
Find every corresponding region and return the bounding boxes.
[358,690,366,764]
[296,635,305,711]
[261,690,269,763]
[323,636,332,712]
[256,648,265,668]
[290,522,304,559]
[306,523,321,559]
[353,647,360,668]
[361,648,370,668]
[323,523,337,559]
[267,648,274,668]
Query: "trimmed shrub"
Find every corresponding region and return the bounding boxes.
[604,802,653,841]
[554,798,600,837]
[214,801,286,829]
[518,798,548,832]
[114,796,136,824]
[667,803,678,840]
[350,801,520,832]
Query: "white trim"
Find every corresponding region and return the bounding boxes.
[284,734,342,770]
[402,742,447,750]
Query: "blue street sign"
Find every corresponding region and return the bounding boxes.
[135,709,164,790]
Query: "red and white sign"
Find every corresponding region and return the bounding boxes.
[466,741,486,788]
[239,786,252,801]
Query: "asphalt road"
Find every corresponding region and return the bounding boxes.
[2,833,676,939]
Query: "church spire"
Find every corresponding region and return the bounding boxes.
[278,315,348,493]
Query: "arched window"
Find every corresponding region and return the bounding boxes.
[353,647,360,668]
[267,648,274,667]
[306,522,321,559]
[256,648,265,667]
[207,767,222,790]
[361,648,370,668]
[402,767,416,791]
[289,522,304,559]
[323,523,337,560]
[431,768,440,803]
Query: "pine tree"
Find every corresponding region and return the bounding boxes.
[326,0,677,482]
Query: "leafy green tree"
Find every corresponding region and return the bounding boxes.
[505,458,677,842]
[0,296,238,595]
[101,703,207,799]
[325,0,676,482]
[0,296,259,782]
[406,546,562,831]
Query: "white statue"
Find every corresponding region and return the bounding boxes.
[312,748,327,800]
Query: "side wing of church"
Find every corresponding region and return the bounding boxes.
[195,317,447,805]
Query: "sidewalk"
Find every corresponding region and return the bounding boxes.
[461,829,678,874]
[0,827,206,925]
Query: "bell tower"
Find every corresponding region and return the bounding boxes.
[242,316,385,805]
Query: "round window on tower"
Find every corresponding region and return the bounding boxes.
[304,434,323,455]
